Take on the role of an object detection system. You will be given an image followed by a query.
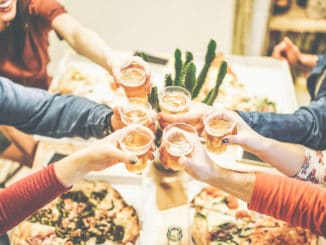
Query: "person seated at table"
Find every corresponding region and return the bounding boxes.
[0,0,151,165]
[159,110,326,237]
[0,76,155,234]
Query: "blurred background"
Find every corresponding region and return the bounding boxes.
[48,0,326,106]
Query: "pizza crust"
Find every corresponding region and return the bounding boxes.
[191,186,318,245]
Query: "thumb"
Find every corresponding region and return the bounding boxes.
[222,135,242,145]
[179,156,190,168]
[283,37,294,48]
[109,146,138,165]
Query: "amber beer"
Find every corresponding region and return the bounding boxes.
[161,123,197,170]
[120,98,152,125]
[118,125,154,174]
[120,64,147,99]
[159,86,191,114]
[204,114,236,154]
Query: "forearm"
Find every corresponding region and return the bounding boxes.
[299,53,318,68]
[0,165,70,234]
[207,165,255,203]
[54,148,94,187]
[70,27,114,74]
[0,77,112,138]
[249,172,326,236]
[251,136,305,176]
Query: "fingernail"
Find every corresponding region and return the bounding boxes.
[200,137,206,144]
[222,138,229,144]
[129,155,138,164]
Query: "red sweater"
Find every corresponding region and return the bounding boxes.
[249,172,326,237]
[0,164,69,234]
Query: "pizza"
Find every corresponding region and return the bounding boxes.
[11,180,140,245]
[191,186,317,245]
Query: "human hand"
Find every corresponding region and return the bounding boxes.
[158,101,212,133]
[272,37,301,66]
[112,56,152,98]
[177,140,220,184]
[214,110,265,154]
[111,106,157,133]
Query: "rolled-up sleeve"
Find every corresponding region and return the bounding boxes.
[28,0,67,26]
[0,77,112,138]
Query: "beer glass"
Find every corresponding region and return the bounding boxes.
[158,86,191,114]
[120,63,147,99]
[120,97,152,125]
[161,123,197,170]
[203,113,236,154]
[118,125,154,174]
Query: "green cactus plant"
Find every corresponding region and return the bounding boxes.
[192,39,216,99]
[184,62,196,94]
[185,51,193,65]
[203,61,228,105]
[148,86,160,112]
[173,49,183,86]
[164,74,173,87]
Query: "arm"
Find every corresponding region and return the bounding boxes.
[0,131,137,234]
[272,37,318,69]
[52,13,114,76]
[51,14,152,97]
[237,96,326,150]
[0,77,113,138]
[219,109,326,182]
[181,142,326,237]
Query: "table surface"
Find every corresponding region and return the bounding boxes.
[31,53,325,244]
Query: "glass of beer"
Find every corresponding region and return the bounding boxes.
[119,97,152,125]
[203,113,236,154]
[118,125,154,174]
[120,63,147,99]
[161,123,197,170]
[158,86,191,114]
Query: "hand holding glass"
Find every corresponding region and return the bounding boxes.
[161,123,197,171]
[203,113,236,154]
[118,125,154,174]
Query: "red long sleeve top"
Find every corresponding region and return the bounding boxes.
[249,172,326,237]
[0,164,70,235]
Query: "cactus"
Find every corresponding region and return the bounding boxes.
[192,39,216,99]
[185,51,193,65]
[173,49,183,86]
[202,89,213,104]
[148,86,160,112]
[164,74,173,87]
[204,61,227,105]
[184,62,196,94]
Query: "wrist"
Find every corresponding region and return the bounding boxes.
[298,53,318,68]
